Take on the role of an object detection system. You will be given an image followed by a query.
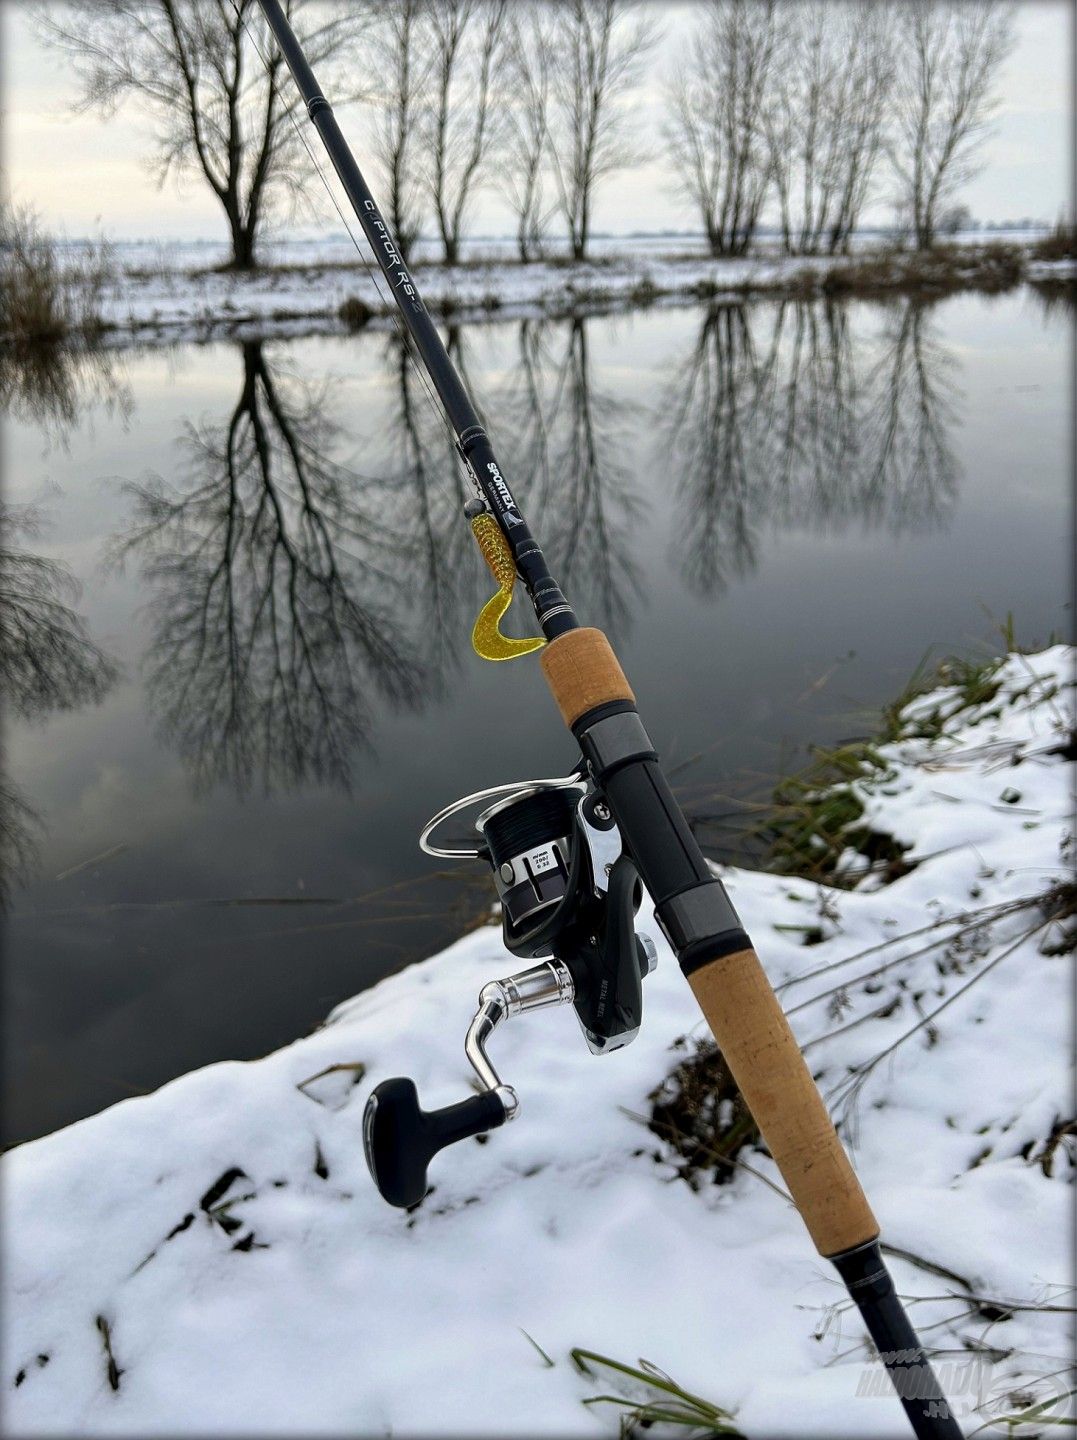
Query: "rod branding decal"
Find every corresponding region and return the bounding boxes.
[362,199,422,312]
[485,463,524,527]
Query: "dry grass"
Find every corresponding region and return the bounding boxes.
[0,206,113,342]
[645,1035,761,1187]
[751,634,1050,888]
[337,295,371,331]
[1031,221,1077,262]
[570,1349,743,1436]
[819,242,1024,299]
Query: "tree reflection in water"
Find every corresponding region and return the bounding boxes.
[376,315,644,640]
[115,340,429,795]
[0,505,119,903]
[496,316,644,635]
[114,299,967,795]
[664,296,961,596]
[375,327,482,656]
[0,339,131,449]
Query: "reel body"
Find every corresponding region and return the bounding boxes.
[363,775,657,1207]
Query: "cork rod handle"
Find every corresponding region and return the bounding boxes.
[685,946,877,1256]
[540,627,878,1258]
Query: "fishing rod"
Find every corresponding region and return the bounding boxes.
[254,2,961,1434]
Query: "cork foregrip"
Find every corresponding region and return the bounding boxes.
[688,948,879,1257]
[540,627,635,728]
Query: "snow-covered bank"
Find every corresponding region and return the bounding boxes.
[41,236,1077,347]
[3,646,1073,1437]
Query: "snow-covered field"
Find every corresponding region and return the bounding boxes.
[3,646,1073,1438]
[64,227,1055,274]
[44,230,1075,345]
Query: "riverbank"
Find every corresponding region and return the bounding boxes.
[4,642,1072,1437]
[8,233,1074,348]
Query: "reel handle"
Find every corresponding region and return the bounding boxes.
[362,1077,507,1209]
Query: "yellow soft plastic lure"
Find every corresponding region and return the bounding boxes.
[469,512,545,662]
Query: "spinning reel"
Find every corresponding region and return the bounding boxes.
[363,773,657,1208]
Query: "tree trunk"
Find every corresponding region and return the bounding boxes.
[232,226,257,271]
[577,193,591,261]
[219,212,257,271]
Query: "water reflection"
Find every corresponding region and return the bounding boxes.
[377,329,479,656]
[0,506,119,903]
[375,318,645,639]
[110,300,968,797]
[665,297,960,596]
[0,339,131,448]
[8,290,1070,1144]
[497,317,644,634]
[115,340,429,794]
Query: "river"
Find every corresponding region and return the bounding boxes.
[2,286,1071,1143]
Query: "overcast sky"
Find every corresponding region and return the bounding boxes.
[2,1,1072,243]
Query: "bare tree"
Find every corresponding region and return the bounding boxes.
[424,0,508,265]
[857,298,960,523]
[368,0,431,265]
[890,0,1014,250]
[0,335,132,447]
[0,773,40,910]
[36,0,368,270]
[664,0,780,258]
[498,5,555,262]
[766,2,894,255]
[544,318,643,630]
[548,0,658,262]
[660,303,774,594]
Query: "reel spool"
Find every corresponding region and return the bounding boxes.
[479,787,576,948]
[419,773,588,957]
[364,775,657,1208]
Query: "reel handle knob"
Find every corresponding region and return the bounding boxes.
[362,1077,508,1209]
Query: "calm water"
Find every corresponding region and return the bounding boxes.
[2,289,1071,1144]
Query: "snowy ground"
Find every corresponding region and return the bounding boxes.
[43,231,1077,346]
[3,646,1073,1438]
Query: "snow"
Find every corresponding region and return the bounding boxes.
[3,646,1073,1437]
[42,233,1077,346]
[86,247,831,342]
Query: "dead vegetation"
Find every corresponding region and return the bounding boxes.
[818,242,1024,298]
[645,1036,761,1187]
[1030,221,1077,262]
[0,206,113,343]
[337,295,372,330]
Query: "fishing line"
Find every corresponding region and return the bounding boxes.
[230,0,467,480]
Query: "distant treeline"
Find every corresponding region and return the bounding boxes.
[36,0,1016,270]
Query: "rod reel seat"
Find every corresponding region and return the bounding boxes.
[363,775,657,1208]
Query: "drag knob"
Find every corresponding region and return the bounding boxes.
[362,1077,508,1208]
